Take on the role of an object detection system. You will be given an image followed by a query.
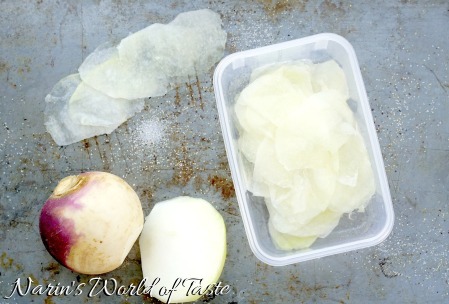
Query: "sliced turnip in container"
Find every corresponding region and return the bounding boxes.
[232,60,376,251]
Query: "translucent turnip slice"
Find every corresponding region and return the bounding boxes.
[249,61,314,96]
[45,74,121,146]
[312,60,349,98]
[237,131,264,164]
[267,179,330,232]
[68,81,144,127]
[274,91,354,170]
[274,129,331,171]
[268,221,317,250]
[253,138,293,188]
[235,103,274,138]
[330,135,376,213]
[78,40,167,100]
[280,209,341,238]
[236,67,308,126]
[79,9,226,100]
[44,74,144,146]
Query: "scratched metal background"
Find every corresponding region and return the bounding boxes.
[1,0,448,303]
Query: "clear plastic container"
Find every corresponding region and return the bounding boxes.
[213,33,394,266]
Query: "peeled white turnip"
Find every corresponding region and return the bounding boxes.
[39,171,144,275]
[139,196,227,303]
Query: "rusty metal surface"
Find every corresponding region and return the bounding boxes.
[1,0,448,303]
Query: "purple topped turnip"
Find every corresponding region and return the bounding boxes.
[39,171,144,274]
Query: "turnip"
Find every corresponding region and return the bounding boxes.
[139,196,227,303]
[39,171,144,275]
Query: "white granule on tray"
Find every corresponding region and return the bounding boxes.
[133,118,166,146]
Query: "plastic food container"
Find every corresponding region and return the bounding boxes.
[213,33,394,266]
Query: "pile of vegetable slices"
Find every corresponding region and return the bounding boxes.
[235,60,376,250]
[44,9,226,146]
